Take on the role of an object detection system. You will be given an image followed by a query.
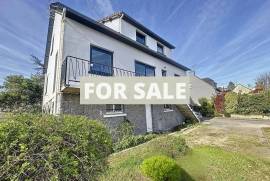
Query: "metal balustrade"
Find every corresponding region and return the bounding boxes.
[62,56,141,86]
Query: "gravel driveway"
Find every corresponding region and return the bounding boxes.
[183,117,270,160]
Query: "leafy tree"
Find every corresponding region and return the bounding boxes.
[227,81,236,91]
[0,75,43,112]
[224,92,238,114]
[0,55,44,112]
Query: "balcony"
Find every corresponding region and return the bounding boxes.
[62,56,140,92]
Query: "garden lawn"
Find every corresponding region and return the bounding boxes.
[99,134,270,181]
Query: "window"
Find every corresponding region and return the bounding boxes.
[106,104,123,113]
[164,104,173,112]
[53,52,58,93]
[174,74,180,77]
[90,46,113,76]
[157,43,164,54]
[162,69,167,77]
[50,36,54,56]
[136,31,146,45]
[135,61,155,76]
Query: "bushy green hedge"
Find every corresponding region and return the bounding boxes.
[0,114,112,180]
[224,91,270,115]
[140,155,181,181]
[113,134,157,152]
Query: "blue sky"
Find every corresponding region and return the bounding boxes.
[0,0,270,87]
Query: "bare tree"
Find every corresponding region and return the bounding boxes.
[31,55,45,75]
[255,72,270,90]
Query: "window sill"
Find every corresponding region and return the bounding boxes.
[164,109,174,113]
[103,113,127,118]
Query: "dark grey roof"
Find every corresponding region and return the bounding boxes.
[99,11,175,49]
[44,2,190,72]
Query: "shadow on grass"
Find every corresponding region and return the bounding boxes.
[180,167,195,181]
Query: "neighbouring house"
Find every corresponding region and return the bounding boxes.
[251,86,264,94]
[42,2,216,134]
[202,78,217,89]
[232,84,252,94]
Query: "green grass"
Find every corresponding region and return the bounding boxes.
[178,146,270,181]
[99,134,270,181]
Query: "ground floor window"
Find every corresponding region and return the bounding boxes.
[106,104,124,113]
[164,104,173,112]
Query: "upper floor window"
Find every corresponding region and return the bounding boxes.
[162,70,167,77]
[157,43,164,54]
[90,46,113,76]
[135,61,155,76]
[136,31,146,45]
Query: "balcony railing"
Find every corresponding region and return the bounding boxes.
[62,56,141,86]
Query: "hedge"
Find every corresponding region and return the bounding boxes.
[0,114,112,180]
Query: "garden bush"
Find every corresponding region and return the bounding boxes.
[113,134,157,152]
[0,113,112,180]
[224,91,270,115]
[224,112,231,117]
[198,97,215,117]
[150,135,189,158]
[140,155,182,181]
[224,92,238,114]
[113,120,134,141]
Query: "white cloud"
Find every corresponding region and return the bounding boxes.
[166,0,187,22]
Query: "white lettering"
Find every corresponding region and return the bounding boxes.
[176,83,186,99]
[85,83,95,99]
[163,82,174,100]
[96,83,111,99]
[146,83,162,100]
[134,83,145,99]
[114,83,127,99]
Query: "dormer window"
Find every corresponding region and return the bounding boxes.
[157,43,164,54]
[136,31,146,45]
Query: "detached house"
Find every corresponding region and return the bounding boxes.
[43,2,215,134]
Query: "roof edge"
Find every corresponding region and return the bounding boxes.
[99,11,175,49]
[48,2,189,71]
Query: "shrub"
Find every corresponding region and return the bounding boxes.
[198,97,215,117]
[150,135,189,158]
[140,155,181,181]
[224,112,231,117]
[224,92,238,114]
[114,134,157,152]
[0,113,112,180]
[214,111,223,117]
[113,120,134,141]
